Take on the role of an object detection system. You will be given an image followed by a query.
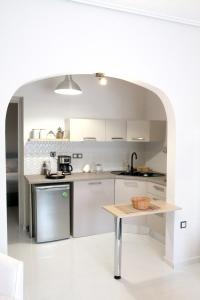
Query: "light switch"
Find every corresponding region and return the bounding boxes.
[180,221,187,229]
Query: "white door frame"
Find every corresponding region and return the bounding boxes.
[10,96,24,229]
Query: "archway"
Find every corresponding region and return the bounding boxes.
[3,73,176,266]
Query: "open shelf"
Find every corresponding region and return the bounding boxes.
[28,139,69,142]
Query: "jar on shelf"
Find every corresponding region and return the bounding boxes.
[31,129,40,139]
[56,127,64,139]
[39,129,48,139]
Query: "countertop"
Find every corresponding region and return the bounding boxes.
[25,172,166,186]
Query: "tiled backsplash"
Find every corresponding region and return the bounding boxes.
[24,141,145,175]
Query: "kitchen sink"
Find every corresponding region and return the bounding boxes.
[111,170,165,177]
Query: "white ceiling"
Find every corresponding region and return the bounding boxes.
[71,0,200,27]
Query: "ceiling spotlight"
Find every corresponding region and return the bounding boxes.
[54,75,82,95]
[96,73,108,86]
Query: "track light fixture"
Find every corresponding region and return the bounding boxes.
[95,73,108,86]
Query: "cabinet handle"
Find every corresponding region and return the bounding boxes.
[35,185,70,190]
[132,137,145,141]
[111,137,124,140]
[88,181,102,185]
[157,213,164,218]
[124,181,138,188]
[153,185,165,192]
[83,137,96,141]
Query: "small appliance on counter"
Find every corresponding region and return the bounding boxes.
[58,155,73,175]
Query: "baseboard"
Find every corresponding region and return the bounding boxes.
[163,256,175,268]
[164,255,200,269]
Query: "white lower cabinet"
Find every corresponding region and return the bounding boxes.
[72,179,114,237]
[146,182,166,243]
[147,183,166,200]
[72,178,166,241]
[115,179,149,234]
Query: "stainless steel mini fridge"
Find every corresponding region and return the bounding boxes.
[32,184,71,243]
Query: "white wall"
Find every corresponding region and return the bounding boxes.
[73,0,200,25]
[0,0,200,267]
[144,142,167,173]
[145,90,167,121]
[144,90,167,172]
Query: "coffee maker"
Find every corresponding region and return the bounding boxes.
[58,155,73,175]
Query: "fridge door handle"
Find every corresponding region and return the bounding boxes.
[35,185,70,191]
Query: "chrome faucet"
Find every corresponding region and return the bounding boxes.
[130,152,138,174]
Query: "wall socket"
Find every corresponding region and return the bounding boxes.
[50,151,56,157]
[180,221,187,229]
[72,153,83,159]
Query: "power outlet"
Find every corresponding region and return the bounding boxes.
[180,221,187,229]
[73,153,83,159]
[50,151,56,157]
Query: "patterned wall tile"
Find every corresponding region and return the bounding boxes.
[24,141,145,175]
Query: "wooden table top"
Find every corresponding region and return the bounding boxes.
[103,200,181,218]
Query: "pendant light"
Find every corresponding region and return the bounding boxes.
[54,75,82,95]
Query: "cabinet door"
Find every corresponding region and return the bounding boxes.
[115,179,146,202]
[146,182,166,243]
[127,120,150,141]
[70,119,105,141]
[115,179,148,234]
[147,182,166,200]
[149,121,166,142]
[73,179,114,237]
[105,120,126,141]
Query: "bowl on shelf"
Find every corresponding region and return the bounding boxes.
[131,196,151,210]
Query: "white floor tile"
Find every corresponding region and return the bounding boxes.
[7,208,200,300]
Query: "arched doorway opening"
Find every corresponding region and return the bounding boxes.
[5,73,176,267]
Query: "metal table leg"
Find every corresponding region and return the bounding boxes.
[114,217,122,279]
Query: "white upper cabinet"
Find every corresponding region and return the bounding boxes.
[127,120,149,141]
[105,119,127,141]
[66,118,166,142]
[127,120,166,142]
[69,119,105,141]
[150,121,166,142]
